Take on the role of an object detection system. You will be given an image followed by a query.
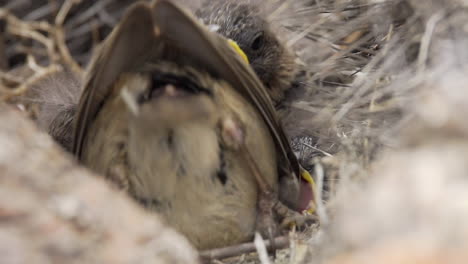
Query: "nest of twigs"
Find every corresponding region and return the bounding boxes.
[2,0,468,263]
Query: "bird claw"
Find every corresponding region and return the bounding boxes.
[274,201,318,230]
[255,190,317,256]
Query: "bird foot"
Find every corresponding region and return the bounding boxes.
[255,190,317,256]
[256,191,318,235]
[274,201,318,230]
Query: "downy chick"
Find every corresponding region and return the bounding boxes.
[72,0,310,250]
[196,1,307,106]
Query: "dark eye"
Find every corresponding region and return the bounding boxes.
[251,32,264,51]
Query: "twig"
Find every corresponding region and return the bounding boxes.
[313,160,328,225]
[287,20,323,48]
[199,236,289,262]
[66,0,112,28]
[24,3,55,21]
[254,233,272,264]
[54,0,83,74]
[0,9,56,62]
[301,142,333,157]
[55,0,78,26]
[0,20,7,70]
[1,61,62,100]
[0,71,24,86]
[26,54,45,73]
[417,11,444,73]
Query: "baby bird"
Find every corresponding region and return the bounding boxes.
[72,0,311,250]
[196,0,307,106]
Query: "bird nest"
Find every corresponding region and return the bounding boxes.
[1,0,468,263]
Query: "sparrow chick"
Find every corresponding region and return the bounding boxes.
[72,0,312,250]
[196,0,307,105]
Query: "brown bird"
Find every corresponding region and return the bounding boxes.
[34,1,316,214]
[25,0,314,251]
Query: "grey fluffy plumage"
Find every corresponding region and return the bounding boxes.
[29,70,81,152]
[195,0,307,105]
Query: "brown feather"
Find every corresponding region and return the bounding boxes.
[73,2,156,158]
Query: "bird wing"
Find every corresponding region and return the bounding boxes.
[72,2,156,157]
[152,0,301,179]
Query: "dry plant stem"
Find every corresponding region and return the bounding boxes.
[286,17,328,48]
[254,233,272,264]
[313,161,328,225]
[0,9,52,32]
[417,11,444,73]
[54,0,83,74]
[1,59,62,100]
[54,27,82,73]
[332,35,401,123]
[0,0,83,99]
[0,9,57,63]
[302,142,333,157]
[0,8,52,32]
[199,236,289,262]
[67,0,113,28]
[0,31,6,70]
[0,72,23,86]
[307,33,372,85]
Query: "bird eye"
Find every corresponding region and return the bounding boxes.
[251,32,264,51]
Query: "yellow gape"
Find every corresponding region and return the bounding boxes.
[228,39,249,64]
[301,169,317,214]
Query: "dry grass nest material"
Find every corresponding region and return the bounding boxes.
[1,0,468,263]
